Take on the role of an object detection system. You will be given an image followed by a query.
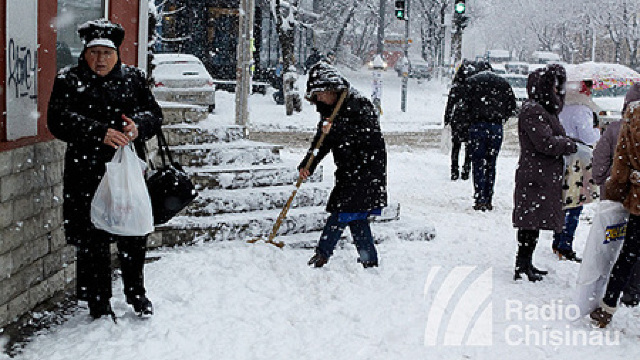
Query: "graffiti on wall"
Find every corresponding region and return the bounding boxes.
[7,38,38,102]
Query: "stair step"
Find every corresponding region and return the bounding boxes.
[188,164,323,190]
[163,124,245,146]
[159,102,208,125]
[171,141,284,167]
[148,204,401,248]
[186,183,331,215]
[274,222,436,249]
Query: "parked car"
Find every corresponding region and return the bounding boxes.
[500,73,528,113]
[152,53,216,112]
[408,59,432,79]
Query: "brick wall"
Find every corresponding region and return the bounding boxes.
[0,140,74,329]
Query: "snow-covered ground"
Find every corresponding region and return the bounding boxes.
[3,68,640,359]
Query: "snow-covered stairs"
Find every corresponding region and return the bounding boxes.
[148,103,434,249]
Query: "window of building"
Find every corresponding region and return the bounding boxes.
[56,0,106,70]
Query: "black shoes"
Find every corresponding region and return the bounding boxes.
[89,299,117,322]
[127,295,154,316]
[556,248,582,263]
[451,170,460,181]
[358,259,379,268]
[621,292,640,307]
[461,168,470,180]
[514,264,544,282]
[308,253,329,268]
[473,203,493,211]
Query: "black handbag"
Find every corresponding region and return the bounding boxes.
[145,129,198,225]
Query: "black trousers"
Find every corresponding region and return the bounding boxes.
[603,214,640,307]
[76,231,147,304]
[451,137,471,172]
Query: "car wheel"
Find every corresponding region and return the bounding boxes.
[208,104,215,113]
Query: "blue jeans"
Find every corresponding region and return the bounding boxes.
[316,213,378,263]
[469,123,503,205]
[553,206,583,251]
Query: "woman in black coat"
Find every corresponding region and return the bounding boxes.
[512,64,577,282]
[47,20,163,319]
[299,62,387,268]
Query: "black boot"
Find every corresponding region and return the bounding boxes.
[461,165,470,180]
[89,298,117,322]
[308,252,328,268]
[557,248,582,263]
[127,295,153,316]
[514,230,544,282]
[451,167,459,181]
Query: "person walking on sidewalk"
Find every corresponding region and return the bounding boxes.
[443,60,483,181]
[47,19,163,320]
[590,87,640,328]
[552,79,602,262]
[512,64,578,282]
[299,62,387,268]
[465,62,517,210]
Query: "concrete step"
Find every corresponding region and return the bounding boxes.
[187,163,324,190]
[163,124,245,146]
[148,203,401,247]
[170,141,283,167]
[186,183,332,215]
[159,101,208,125]
[277,222,436,249]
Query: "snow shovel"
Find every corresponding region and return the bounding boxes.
[248,90,348,248]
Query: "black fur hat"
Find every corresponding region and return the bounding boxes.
[305,61,349,101]
[77,19,125,49]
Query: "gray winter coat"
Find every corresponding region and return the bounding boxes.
[592,120,622,200]
[512,65,577,232]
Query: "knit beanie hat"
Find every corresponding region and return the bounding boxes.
[305,61,349,102]
[78,19,125,50]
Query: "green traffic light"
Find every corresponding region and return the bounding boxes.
[455,3,466,14]
[396,10,405,19]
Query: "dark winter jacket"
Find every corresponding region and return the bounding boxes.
[47,59,163,245]
[592,120,622,200]
[299,87,387,213]
[513,65,577,232]
[443,61,492,142]
[465,71,517,125]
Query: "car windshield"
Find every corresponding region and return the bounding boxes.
[504,76,527,88]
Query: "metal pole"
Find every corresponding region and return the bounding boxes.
[401,0,409,112]
[377,0,385,55]
[235,0,254,136]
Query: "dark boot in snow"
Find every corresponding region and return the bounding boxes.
[127,295,153,316]
[358,258,379,268]
[590,305,615,328]
[514,231,544,282]
[621,292,640,307]
[89,299,117,322]
[308,252,328,268]
[557,248,582,263]
[461,165,470,180]
[451,167,459,181]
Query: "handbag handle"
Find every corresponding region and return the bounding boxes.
[144,128,174,171]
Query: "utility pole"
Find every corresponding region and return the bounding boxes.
[235,0,255,137]
[450,0,468,66]
[394,0,410,112]
[377,0,385,55]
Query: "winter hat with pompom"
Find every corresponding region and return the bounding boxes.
[305,62,349,102]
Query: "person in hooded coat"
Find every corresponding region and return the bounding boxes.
[443,60,484,181]
[552,79,602,262]
[299,62,387,268]
[512,64,578,282]
[590,95,640,328]
[47,19,163,320]
[465,62,517,210]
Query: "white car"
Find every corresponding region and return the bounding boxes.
[500,73,528,112]
[152,53,216,112]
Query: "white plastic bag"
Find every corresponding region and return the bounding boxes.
[440,125,452,155]
[574,200,628,316]
[91,144,154,236]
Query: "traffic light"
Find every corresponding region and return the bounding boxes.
[454,0,466,14]
[395,0,406,20]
